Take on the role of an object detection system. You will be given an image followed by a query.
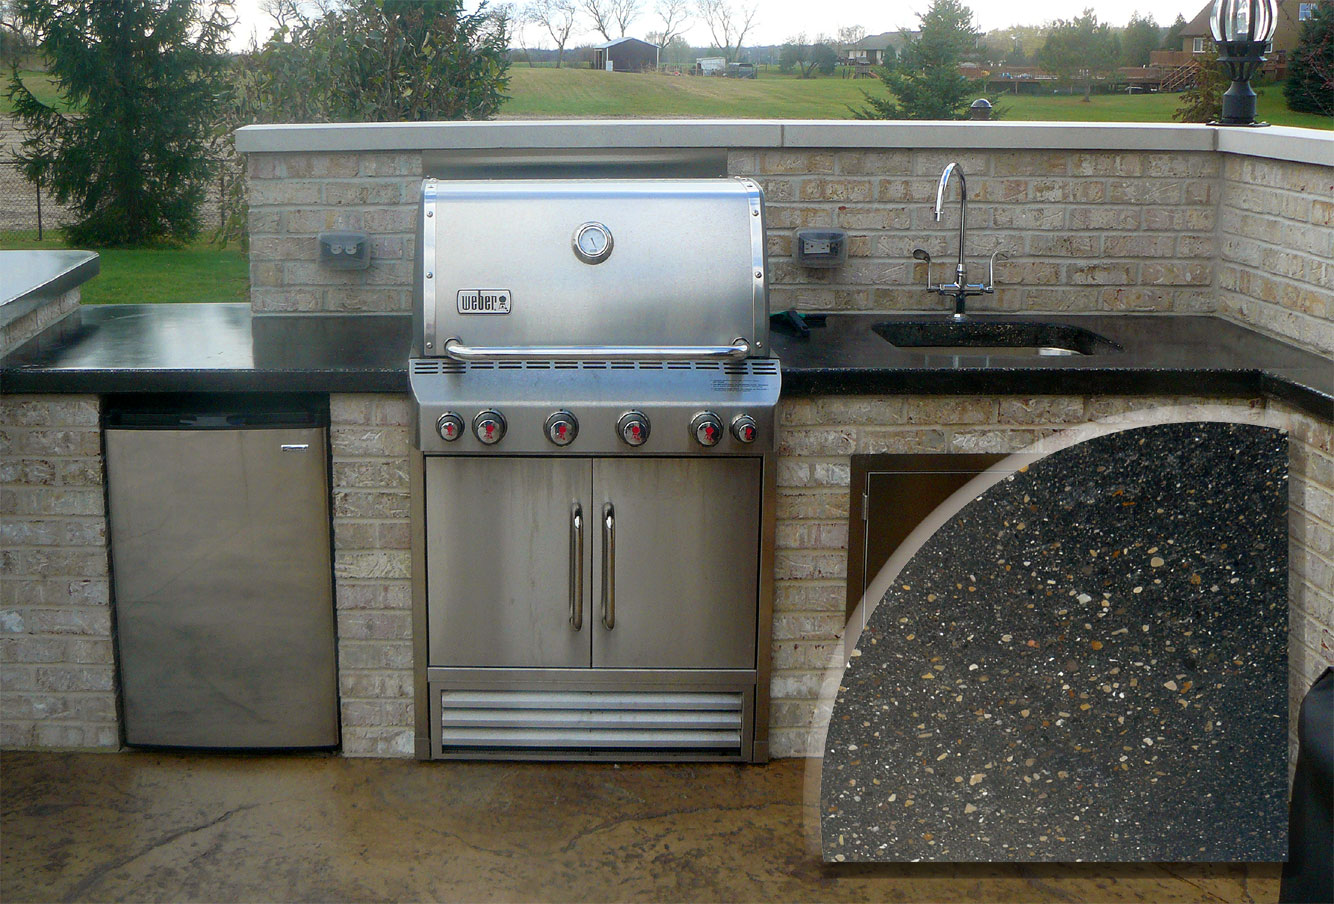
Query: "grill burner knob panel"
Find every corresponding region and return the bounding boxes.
[474,410,507,445]
[545,410,579,447]
[731,414,758,444]
[690,412,723,447]
[617,411,650,447]
[436,412,464,442]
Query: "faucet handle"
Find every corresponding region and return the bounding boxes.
[986,251,1010,292]
[912,249,933,290]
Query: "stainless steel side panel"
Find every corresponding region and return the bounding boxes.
[591,458,760,670]
[425,457,592,668]
[417,179,768,356]
[106,427,337,749]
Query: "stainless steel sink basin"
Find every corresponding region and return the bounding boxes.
[872,320,1122,357]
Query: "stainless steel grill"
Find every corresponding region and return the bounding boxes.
[409,178,779,762]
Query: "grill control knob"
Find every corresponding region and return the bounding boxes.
[436,412,464,442]
[545,410,579,447]
[690,412,723,447]
[473,410,507,445]
[617,411,650,447]
[731,414,758,444]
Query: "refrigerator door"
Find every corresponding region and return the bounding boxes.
[107,426,337,748]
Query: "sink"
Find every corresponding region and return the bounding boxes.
[872,320,1122,357]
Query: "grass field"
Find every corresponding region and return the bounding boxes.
[0,231,249,306]
[499,67,1332,129]
[2,71,65,113]
[8,65,1328,128]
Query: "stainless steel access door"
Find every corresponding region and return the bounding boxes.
[107,426,337,749]
[592,458,760,670]
[425,457,592,668]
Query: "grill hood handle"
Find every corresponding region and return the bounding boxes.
[441,337,752,362]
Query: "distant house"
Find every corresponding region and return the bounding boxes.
[592,37,659,73]
[844,30,921,66]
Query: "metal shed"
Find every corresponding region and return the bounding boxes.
[592,37,659,73]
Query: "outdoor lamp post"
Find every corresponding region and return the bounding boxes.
[1209,0,1279,126]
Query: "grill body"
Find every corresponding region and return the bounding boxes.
[409,178,779,762]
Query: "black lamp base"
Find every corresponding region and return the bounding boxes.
[1208,119,1271,127]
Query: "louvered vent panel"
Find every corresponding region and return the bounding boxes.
[438,689,743,754]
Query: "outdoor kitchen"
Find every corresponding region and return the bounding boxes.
[1,118,1332,895]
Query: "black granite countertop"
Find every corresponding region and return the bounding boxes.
[772,313,1332,421]
[1,305,1329,420]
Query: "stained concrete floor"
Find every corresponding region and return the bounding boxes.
[1,751,1279,903]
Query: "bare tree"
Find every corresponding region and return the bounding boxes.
[652,0,690,49]
[695,0,756,62]
[581,0,639,40]
[581,0,615,39]
[836,24,865,57]
[530,0,577,67]
[612,0,640,36]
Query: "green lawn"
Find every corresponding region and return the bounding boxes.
[1,70,67,113]
[0,232,249,305]
[500,67,1332,129]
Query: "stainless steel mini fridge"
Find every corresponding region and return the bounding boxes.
[105,398,339,749]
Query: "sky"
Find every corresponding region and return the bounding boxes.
[227,0,1211,52]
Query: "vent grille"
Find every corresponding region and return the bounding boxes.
[412,359,778,375]
[438,689,743,755]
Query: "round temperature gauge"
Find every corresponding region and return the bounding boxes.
[572,222,614,265]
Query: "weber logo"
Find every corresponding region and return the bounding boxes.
[457,289,511,314]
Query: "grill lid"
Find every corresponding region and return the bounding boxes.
[414,178,770,359]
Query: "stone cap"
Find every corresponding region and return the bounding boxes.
[234,120,1333,167]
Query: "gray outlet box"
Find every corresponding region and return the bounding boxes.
[318,231,371,270]
[794,229,847,268]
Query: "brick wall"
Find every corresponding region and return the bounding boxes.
[0,395,117,749]
[329,394,415,756]
[768,394,1334,759]
[1279,402,1334,767]
[1218,156,1334,354]
[729,149,1221,317]
[247,153,421,313]
[2,392,1328,761]
[0,289,79,358]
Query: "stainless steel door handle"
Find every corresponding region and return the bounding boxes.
[601,502,615,631]
[569,503,584,631]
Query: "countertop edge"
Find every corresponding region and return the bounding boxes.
[0,252,100,331]
[4,364,1328,422]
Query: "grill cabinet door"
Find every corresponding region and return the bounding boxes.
[591,458,760,669]
[426,457,592,668]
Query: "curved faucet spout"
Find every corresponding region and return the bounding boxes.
[934,162,968,285]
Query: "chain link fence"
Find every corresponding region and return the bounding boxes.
[1,160,234,239]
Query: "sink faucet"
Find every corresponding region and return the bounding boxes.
[914,162,1005,321]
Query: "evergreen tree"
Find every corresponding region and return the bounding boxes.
[854,0,980,120]
[1120,11,1160,67]
[1037,9,1121,101]
[6,0,230,247]
[1173,46,1227,122]
[1284,2,1334,117]
[1161,13,1188,51]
